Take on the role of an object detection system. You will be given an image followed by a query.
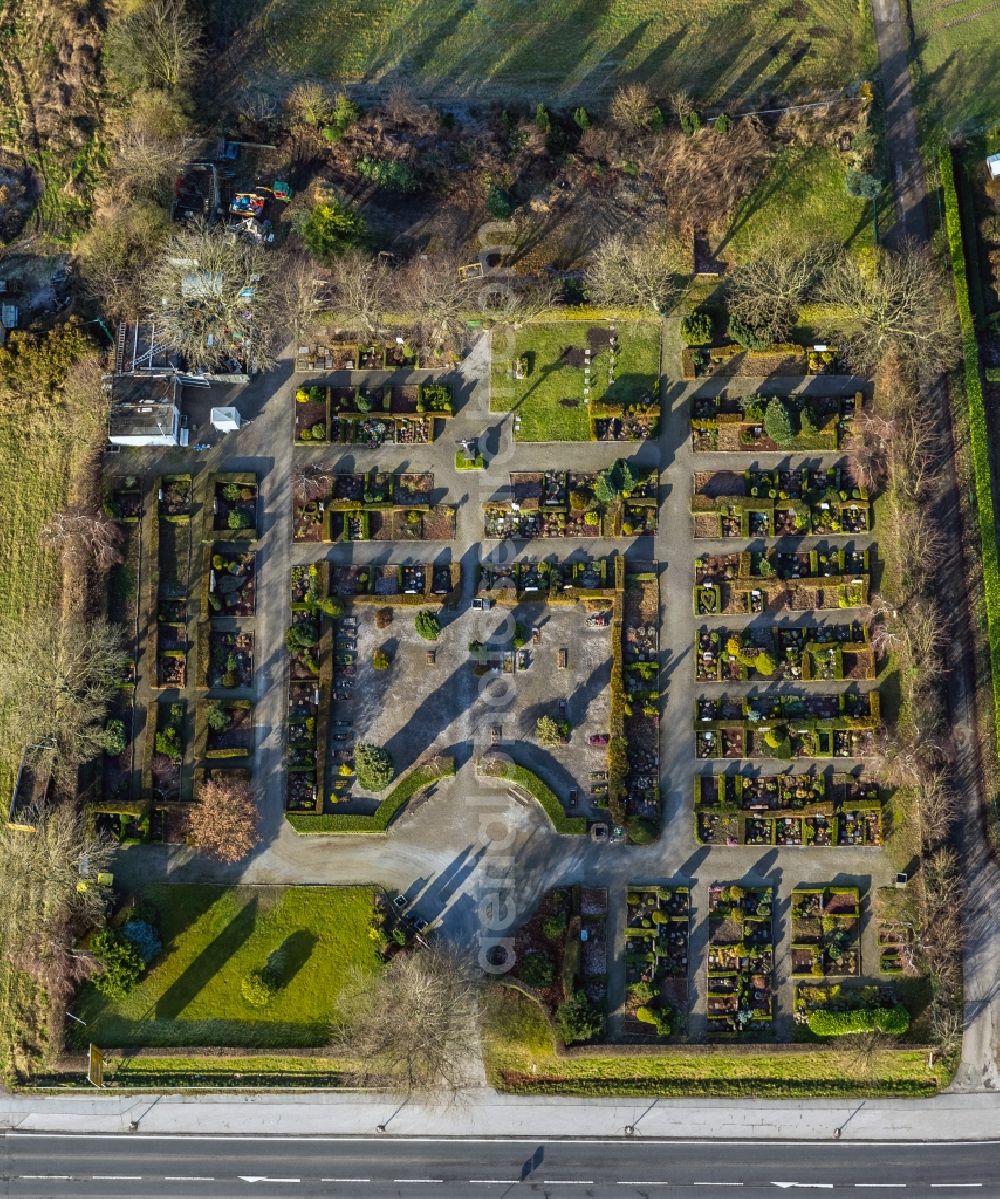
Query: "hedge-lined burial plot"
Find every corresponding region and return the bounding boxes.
[624,886,689,1038]
[145,700,184,804]
[707,884,774,1033]
[327,561,461,604]
[695,692,879,761]
[621,568,661,838]
[790,886,861,978]
[691,467,871,539]
[691,392,862,452]
[154,493,193,690]
[696,623,874,684]
[484,467,658,540]
[209,473,259,540]
[694,547,870,617]
[196,699,255,761]
[204,547,257,617]
[292,469,456,543]
[505,886,608,1043]
[489,321,661,442]
[476,556,616,604]
[198,627,255,690]
[694,772,882,848]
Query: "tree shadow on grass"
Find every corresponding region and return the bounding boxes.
[155,895,259,1021]
[264,929,318,991]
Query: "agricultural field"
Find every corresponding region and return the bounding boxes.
[910,0,1000,131]
[72,885,382,1047]
[210,0,875,106]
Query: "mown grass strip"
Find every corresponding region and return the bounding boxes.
[286,757,455,834]
[940,147,1000,762]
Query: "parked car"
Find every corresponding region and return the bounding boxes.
[587,733,609,747]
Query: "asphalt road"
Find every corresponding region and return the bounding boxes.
[4,1135,1000,1197]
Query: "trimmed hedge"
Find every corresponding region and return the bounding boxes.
[941,148,1000,758]
[286,757,455,834]
[491,761,587,835]
[808,1004,910,1037]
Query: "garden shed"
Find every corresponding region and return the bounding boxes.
[210,406,242,432]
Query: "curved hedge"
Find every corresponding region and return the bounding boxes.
[940,147,1000,760]
[286,757,454,834]
[482,759,586,834]
[807,1004,910,1038]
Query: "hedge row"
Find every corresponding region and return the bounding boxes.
[489,761,587,835]
[940,148,1000,758]
[807,1004,910,1037]
[285,756,455,834]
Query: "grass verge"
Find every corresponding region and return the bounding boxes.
[72,885,381,1048]
[483,989,946,1097]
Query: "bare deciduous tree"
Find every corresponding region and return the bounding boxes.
[41,508,124,575]
[148,221,289,372]
[821,243,960,384]
[0,611,129,782]
[585,233,682,314]
[335,946,482,1097]
[186,775,261,862]
[104,0,204,93]
[326,251,391,338]
[398,253,473,353]
[610,84,655,133]
[727,241,833,347]
[480,277,559,328]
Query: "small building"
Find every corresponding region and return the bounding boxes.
[108,374,187,448]
[988,153,1000,181]
[210,406,241,432]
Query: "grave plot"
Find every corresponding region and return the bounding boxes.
[104,475,143,523]
[691,466,871,539]
[476,556,617,604]
[695,623,874,683]
[707,884,775,1034]
[623,886,689,1038]
[324,382,452,446]
[294,384,330,443]
[484,466,657,540]
[199,628,255,690]
[292,469,456,544]
[209,473,259,540]
[506,886,608,1044]
[690,392,861,452]
[694,691,879,761]
[204,548,257,617]
[197,699,254,761]
[620,568,660,839]
[489,320,661,442]
[157,474,193,519]
[694,546,870,616]
[145,700,184,804]
[790,886,861,979]
[154,511,192,689]
[285,560,332,815]
[694,772,883,848]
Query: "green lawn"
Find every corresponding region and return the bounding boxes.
[721,145,874,263]
[911,0,1000,132]
[490,320,660,441]
[483,989,948,1097]
[73,885,382,1048]
[213,0,874,107]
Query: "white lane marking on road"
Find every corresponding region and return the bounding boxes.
[855,1186,906,1189]
[165,1177,215,1182]
[696,1184,742,1187]
[239,1177,301,1184]
[20,1176,72,1181]
[322,1179,371,1184]
[93,1175,142,1181]
[393,1180,443,1184]
[546,1183,595,1187]
[469,1181,517,1185]
[617,1185,670,1188]
[773,1186,834,1191]
[930,1186,982,1189]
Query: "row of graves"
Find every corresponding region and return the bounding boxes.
[695,622,875,684]
[620,568,661,834]
[295,333,458,373]
[285,561,462,814]
[484,468,658,540]
[293,468,457,543]
[694,771,883,848]
[690,392,862,453]
[294,382,454,448]
[707,884,775,1033]
[475,556,618,605]
[691,465,870,538]
[623,885,689,1039]
[695,691,880,761]
[694,546,869,617]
